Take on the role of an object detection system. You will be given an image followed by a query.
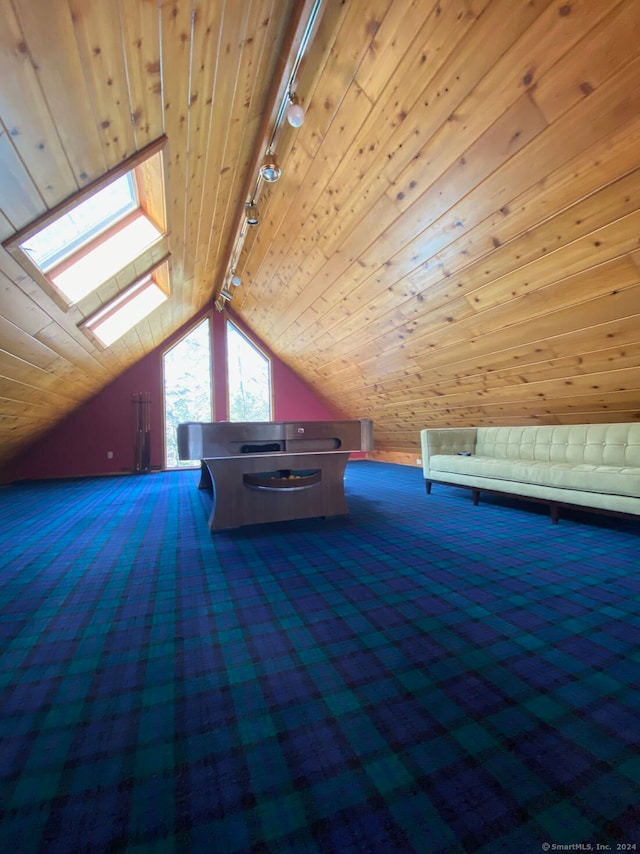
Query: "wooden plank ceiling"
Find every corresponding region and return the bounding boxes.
[1,0,639,469]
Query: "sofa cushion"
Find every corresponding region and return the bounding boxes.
[475,423,640,467]
[429,454,640,499]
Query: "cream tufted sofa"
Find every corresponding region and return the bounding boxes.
[420,423,640,522]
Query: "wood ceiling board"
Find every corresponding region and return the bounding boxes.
[531,0,639,125]
[301,210,640,369]
[118,0,164,150]
[0,0,77,208]
[331,328,640,402]
[311,287,640,385]
[11,0,107,185]
[67,0,137,167]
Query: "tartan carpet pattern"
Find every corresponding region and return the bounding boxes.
[0,462,638,853]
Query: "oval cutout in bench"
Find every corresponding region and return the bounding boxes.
[243,469,321,490]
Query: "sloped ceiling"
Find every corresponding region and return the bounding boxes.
[1,0,639,469]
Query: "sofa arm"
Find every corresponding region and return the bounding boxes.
[420,428,477,478]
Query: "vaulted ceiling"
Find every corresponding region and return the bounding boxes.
[1,0,639,469]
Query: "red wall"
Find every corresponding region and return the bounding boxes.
[8,309,339,481]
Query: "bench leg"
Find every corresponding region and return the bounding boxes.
[472,488,480,506]
[550,503,559,524]
[425,480,432,495]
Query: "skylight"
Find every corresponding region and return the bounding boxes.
[21,173,138,271]
[50,213,161,304]
[85,274,168,347]
[4,138,168,313]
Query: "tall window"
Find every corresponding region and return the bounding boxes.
[227,321,271,421]
[163,318,212,467]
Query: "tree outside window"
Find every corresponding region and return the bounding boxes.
[163,318,212,467]
[226,321,271,421]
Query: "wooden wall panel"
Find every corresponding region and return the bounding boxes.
[1,0,639,469]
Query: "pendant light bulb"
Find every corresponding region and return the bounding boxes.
[245,202,259,226]
[287,102,305,127]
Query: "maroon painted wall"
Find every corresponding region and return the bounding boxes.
[7,308,339,481]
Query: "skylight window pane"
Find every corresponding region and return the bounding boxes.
[22,173,137,270]
[51,214,161,303]
[89,279,167,346]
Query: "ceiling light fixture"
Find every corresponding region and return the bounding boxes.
[217,0,324,311]
[259,152,281,183]
[230,273,242,287]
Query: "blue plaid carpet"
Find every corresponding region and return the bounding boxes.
[0,462,638,853]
